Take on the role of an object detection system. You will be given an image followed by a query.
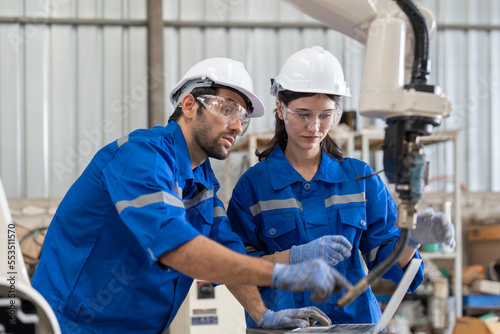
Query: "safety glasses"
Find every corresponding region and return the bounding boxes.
[280,102,339,131]
[197,95,250,136]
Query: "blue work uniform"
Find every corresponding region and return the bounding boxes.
[32,121,245,333]
[227,146,424,328]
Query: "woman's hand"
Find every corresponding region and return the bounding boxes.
[289,235,352,266]
[408,208,456,249]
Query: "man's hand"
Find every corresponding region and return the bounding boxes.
[271,259,353,302]
[258,307,332,329]
[408,207,456,249]
[290,235,352,266]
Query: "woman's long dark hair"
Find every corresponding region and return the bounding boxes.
[256,90,344,162]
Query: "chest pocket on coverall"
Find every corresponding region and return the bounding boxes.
[331,204,367,269]
[260,211,299,252]
[187,199,214,236]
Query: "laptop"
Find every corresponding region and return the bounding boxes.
[286,258,422,334]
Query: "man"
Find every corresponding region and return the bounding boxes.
[32,58,350,333]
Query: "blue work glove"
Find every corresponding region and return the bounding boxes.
[258,307,332,329]
[289,235,353,266]
[408,207,456,249]
[271,259,353,303]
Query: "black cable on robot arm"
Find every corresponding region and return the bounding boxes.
[395,0,430,85]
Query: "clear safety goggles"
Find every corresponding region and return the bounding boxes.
[280,102,337,131]
[197,95,250,136]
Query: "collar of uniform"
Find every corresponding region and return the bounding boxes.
[193,158,218,191]
[268,146,306,190]
[268,146,348,190]
[314,150,349,184]
[166,121,216,191]
[166,121,194,182]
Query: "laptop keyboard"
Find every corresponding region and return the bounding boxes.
[318,323,375,332]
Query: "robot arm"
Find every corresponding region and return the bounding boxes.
[282,0,377,43]
[283,0,451,307]
[283,0,450,119]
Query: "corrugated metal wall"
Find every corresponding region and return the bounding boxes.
[0,0,148,198]
[0,0,499,199]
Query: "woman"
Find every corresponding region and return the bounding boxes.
[227,46,455,328]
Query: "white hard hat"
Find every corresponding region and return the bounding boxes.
[270,46,351,97]
[169,58,265,118]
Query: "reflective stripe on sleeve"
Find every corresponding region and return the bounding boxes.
[116,191,184,214]
[245,246,257,253]
[147,247,158,262]
[363,246,380,263]
[213,206,227,218]
[325,192,365,208]
[183,189,214,209]
[249,198,302,217]
[117,135,129,147]
[363,238,396,263]
[173,182,182,198]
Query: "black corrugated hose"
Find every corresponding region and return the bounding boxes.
[395,0,430,86]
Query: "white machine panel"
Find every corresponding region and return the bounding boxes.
[169,281,246,334]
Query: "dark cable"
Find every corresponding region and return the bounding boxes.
[354,169,385,181]
[395,0,430,85]
[364,229,410,284]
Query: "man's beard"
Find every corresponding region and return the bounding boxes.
[192,112,233,160]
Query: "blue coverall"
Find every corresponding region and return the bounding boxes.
[227,146,424,328]
[32,121,245,333]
